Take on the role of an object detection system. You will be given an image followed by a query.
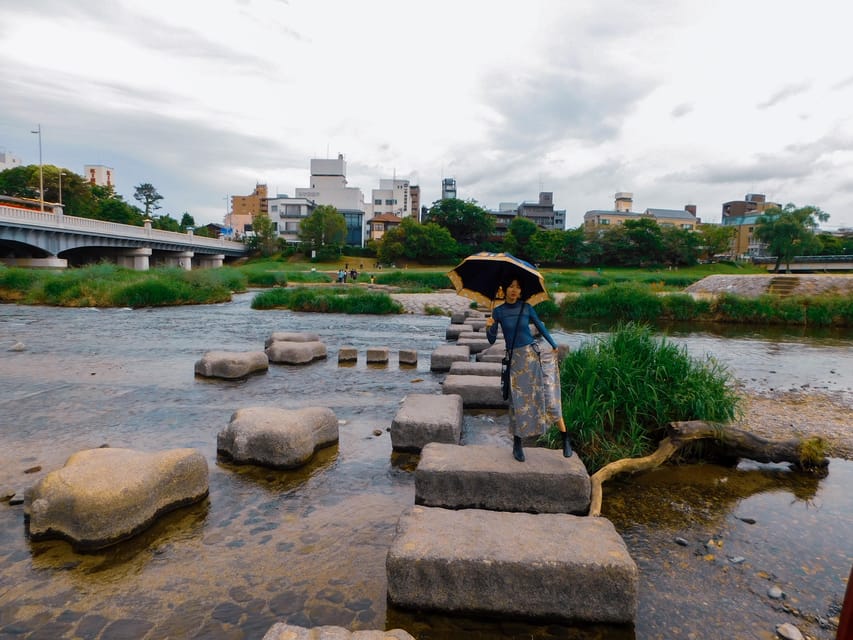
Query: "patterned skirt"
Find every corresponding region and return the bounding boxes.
[508,342,563,439]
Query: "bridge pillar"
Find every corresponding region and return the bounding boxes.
[196,254,225,269]
[161,251,194,270]
[117,248,152,271]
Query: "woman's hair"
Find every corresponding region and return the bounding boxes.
[497,276,523,298]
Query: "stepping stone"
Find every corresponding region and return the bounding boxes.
[194,350,269,379]
[391,394,463,453]
[386,505,638,624]
[455,337,491,354]
[441,374,505,408]
[416,443,590,514]
[217,406,338,469]
[445,323,473,340]
[338,346,358,362]
[476,343,505,363]
[25,447,208,551]
[466,318,487,332]
[450,311,467,324]
[266,340,327,364]
[263,624,414,640]
[264,331,321,348]
[430,344,470,371]
[448,361,501,377]
[366,346,389,364]
[398,348,418,365]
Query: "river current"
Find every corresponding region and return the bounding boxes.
[1,293,851,639]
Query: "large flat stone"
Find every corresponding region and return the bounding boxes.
[448,361,501,377]
[25,448,209,551]
[416,443,590,514]
[266,340,327,364]
[264,331,321,348]
[194,350,269,379]
[218,406,338,468]
[390,394,463,453]
[441,374,505,408]
[476,343,505,362]
[455,337,491,354]
[386,506,638,624]
[429,344,470,372]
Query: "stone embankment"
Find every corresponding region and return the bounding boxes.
[685,274,853,298]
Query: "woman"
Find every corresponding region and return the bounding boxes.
[485,277,572,462]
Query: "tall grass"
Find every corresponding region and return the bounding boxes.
[252,286,403,314]
[548,323,741,472]
[372,271,453,291]
[0,264,242,307]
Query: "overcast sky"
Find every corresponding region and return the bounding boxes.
[2,0,852,230]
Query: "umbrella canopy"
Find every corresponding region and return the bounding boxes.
[448,252,549,307]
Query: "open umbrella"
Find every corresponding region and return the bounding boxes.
[448,252,549,307]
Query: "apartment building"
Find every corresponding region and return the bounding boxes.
[224,183,268,238]
[84,164,115,188]
[584,192,700,232]
[489,192,567,238]
[267,195,317,245]
[0,151,22,171]
[720,193,781,257]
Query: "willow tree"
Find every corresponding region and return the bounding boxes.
[755,204,829,272]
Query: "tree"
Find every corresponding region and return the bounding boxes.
[502,217,539,260]
[180,212,196,229]
[425,198,495,247]
[376,218,458,264]
[755,204,829,272]
[298,204,347,255]
[697,223,737,260]
[622,218,665,265]
[247,213,279,256]
[133,183,163,218]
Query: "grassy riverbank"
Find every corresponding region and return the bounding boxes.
[0,264,248,307]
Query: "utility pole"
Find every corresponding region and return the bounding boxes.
[30,124,44,213]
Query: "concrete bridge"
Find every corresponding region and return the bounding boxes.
[0,205,247,270]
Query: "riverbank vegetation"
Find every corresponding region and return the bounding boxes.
[561,282,853,327]
[0,264,247,307]
[543,323,742,472]
[251,286,402,314]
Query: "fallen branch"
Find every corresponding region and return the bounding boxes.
[588,420,827,517]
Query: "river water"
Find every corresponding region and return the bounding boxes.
[1,293,851,639]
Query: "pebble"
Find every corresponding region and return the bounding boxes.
[768,585,785,599]
[9,493,24,506]
[674,537,689,546]
[8,342,26,352]
[775,622,804,640]
[728,556,746,564]
[372,429,383,437]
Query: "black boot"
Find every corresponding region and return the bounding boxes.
[561,431,573,458]
[512,436,525,462]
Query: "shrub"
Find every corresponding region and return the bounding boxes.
[252,286,403,314]
[562,283,663,322]
[546,323,741,472]
[372,271,453,291]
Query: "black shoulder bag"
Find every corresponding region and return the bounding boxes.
[500,303,525,401]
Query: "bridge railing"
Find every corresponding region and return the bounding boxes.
[0,205,246,252]
[752,255,851,264]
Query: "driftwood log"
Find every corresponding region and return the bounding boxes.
[588,420,828,517]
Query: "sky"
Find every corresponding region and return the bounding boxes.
[1,0,852,230]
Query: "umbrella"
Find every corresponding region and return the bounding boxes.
[448,252,549,307]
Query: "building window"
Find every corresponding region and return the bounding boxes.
[385,199,395,205]
[374,199,382,205]
[600,218,610,225]
[270,204,278,213]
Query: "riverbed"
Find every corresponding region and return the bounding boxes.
[1,293,851,639]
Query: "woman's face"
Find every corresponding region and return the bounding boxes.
[505,279,522,304]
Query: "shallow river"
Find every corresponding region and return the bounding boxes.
[1,293,851,639]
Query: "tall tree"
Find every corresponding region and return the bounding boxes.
[502,217,539,260]
[298,205,346,254]
[755,204,829,272]
[133,183,163,218]
[247,213,279,256]
[425,198,495,247]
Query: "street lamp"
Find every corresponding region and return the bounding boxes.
[30,124,44,213]
[59,172,65,207]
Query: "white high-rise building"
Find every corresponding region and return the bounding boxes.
[294,155,366,247]
[370,178,410,218]
[84,164,115,188]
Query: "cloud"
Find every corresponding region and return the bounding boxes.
[671,103,693,118]
[757,82,811,109]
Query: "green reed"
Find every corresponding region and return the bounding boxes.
[251,286,403,314]
[544,322,741,472]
